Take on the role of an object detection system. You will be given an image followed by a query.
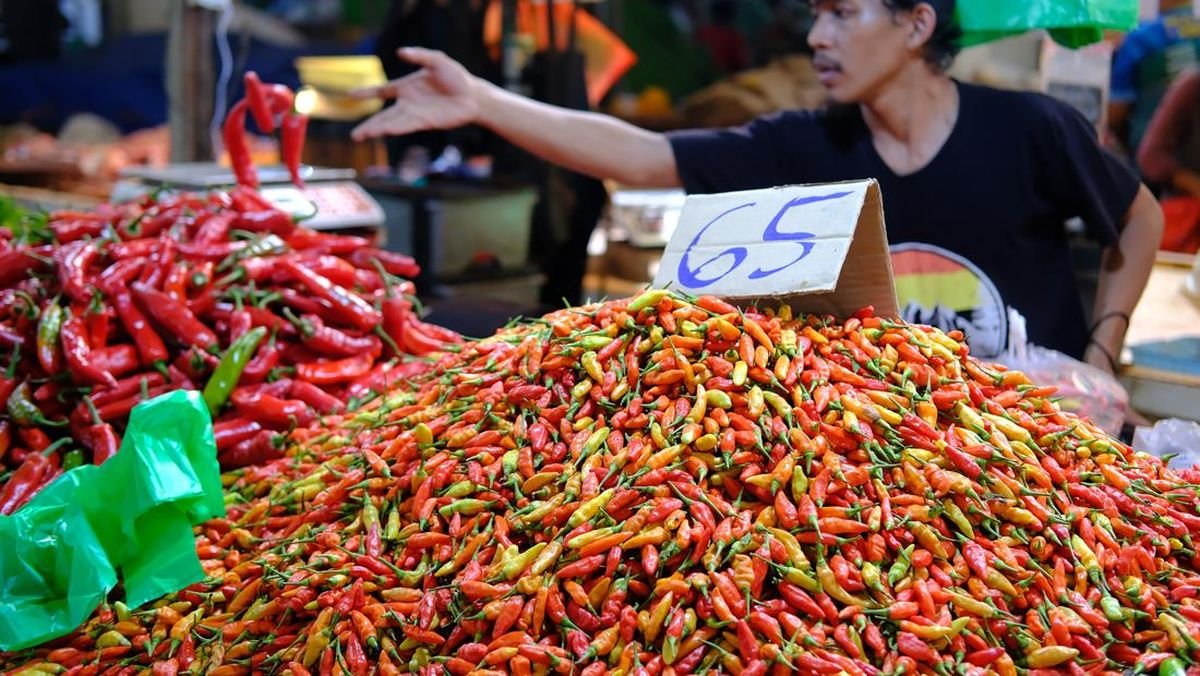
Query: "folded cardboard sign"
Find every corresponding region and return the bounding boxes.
[652,179,899,318]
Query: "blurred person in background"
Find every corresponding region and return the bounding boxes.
[1108,0,1200,160]
[1138,68,1200,253]
[695,1,750,75]
[352,0,1163,375]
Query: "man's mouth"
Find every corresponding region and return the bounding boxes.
[813,55,842,85]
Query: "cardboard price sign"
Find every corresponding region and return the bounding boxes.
[652,180,899,318]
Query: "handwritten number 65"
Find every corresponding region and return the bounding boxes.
[678,191,852,289]
[677,203,753,289]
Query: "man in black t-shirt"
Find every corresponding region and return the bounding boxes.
[351,0,1163,371]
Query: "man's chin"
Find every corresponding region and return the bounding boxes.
[823,87,857,106]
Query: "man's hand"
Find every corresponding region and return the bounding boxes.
[351,48,483,141]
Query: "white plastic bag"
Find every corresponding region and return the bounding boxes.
[1133,419,1200,469]
[996,310,1129,436]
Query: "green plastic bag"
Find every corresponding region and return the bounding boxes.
[958,0,1139,48]
[0,390,225,652]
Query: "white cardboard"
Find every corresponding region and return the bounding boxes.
[652,179,899,318]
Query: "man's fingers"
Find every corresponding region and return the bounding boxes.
[396,46,443,69]
[349,78,406,100]
[348,85,388,100]
[351,107,420,141]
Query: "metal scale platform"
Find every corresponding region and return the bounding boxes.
[113,163,385,233]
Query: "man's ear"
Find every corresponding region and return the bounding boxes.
[907,2,939,52]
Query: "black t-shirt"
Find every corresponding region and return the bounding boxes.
[668,81,1141,359]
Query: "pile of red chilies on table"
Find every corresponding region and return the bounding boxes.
[5,289,1200,675]
[0,72,461,514]
[0,195,459,516]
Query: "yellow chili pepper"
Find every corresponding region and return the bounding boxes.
[687,384,708,423]
[413,422,433,445]
[903,617,970,641]
[941,500,974,539]
[747,386,765,419]
[622,527,669,549]
[569,488,615,528]
[1026,646,1079,668]
[643,592,675,643]
[500,542,547,580]
[945,590,996,618]
[705,388,732,409]
[762,391,792,418]
[567,525,622,549]
[817,557,872,608]
[529,541,564,576]
[646,444,685,470]
[731,361,749,387]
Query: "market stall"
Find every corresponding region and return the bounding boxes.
[1,142,1200,674]
[5,2,1200,674]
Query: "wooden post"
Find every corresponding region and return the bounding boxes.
[166,0,215,162]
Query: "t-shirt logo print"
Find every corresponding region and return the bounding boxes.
[890,243,1009,359]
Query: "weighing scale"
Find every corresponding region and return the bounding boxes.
[113,163,386,232]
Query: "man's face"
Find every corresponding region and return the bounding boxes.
[808,0,922,103]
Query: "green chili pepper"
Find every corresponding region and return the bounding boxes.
[6,380,66,427]
[574,335,612,351]
[501,449,519,475]
[438,499,491,518]
[36,300,64,372]
[1100,595,1127,623]
[443,480,477,499]
[887,544,914,586]
[61,449,85,471]
[1159,657,1187,676]
[627,288,672,314]
[202,326,267,414]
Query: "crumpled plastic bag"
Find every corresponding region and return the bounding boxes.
[997,311,1128,436]
[958,0,1138,48]
[1134,419,1200,469]
[0,390,224,652]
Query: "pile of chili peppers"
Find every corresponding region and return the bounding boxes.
[0,183,460,515]
[5,289,1200,675]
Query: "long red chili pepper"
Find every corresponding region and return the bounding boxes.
[280,259,381,331]
[281,112,308,188]
[223,99,257,189]
[243,71,277,134]
[0,450,57,514]
[294,352,374,386]
[59,310,117,389]
[56,240,99,304]
[130,282,218,352]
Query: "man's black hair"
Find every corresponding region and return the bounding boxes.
[809,0,963,72]
[882,0,962,71]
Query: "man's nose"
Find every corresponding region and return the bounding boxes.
[808,12,834,51]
